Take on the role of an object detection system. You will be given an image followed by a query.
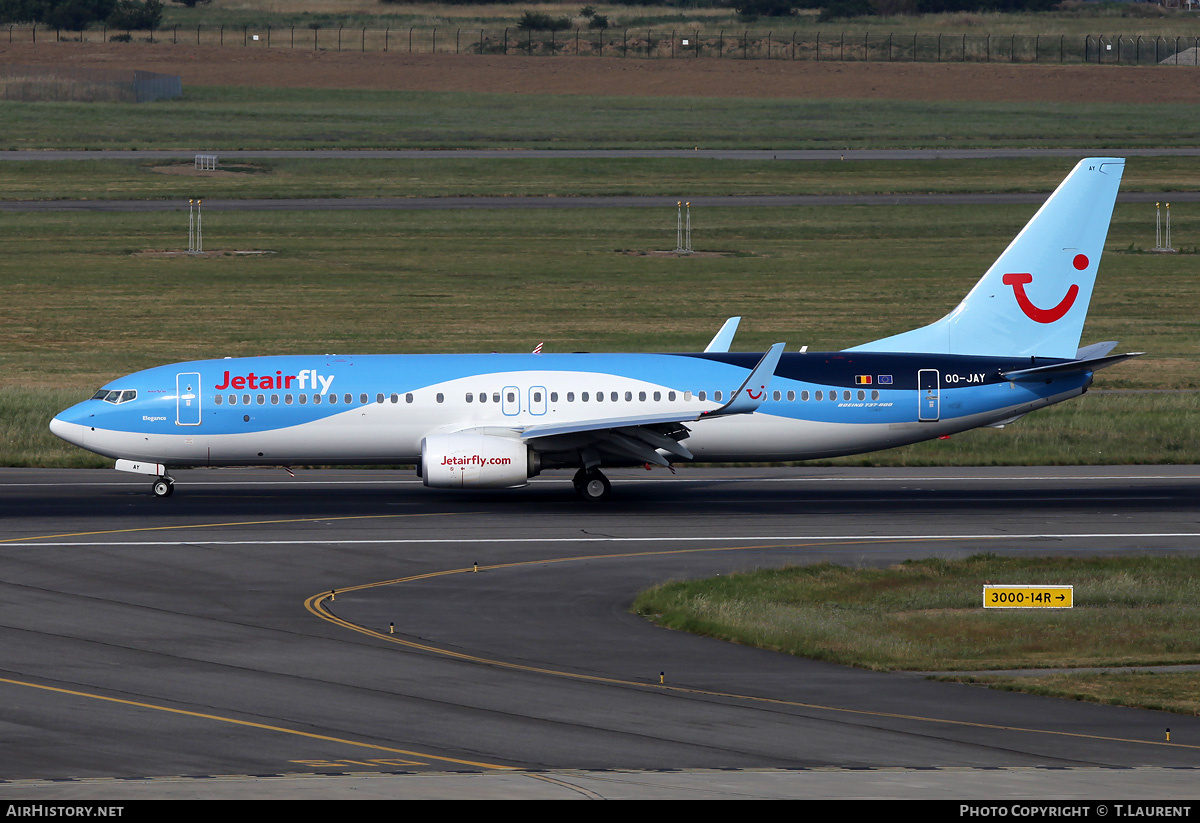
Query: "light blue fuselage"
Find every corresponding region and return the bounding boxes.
[50,351,1087,468]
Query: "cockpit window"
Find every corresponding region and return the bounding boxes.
[92,389,137,404]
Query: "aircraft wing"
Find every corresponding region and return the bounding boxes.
[513,343,786,467]
[704,316,741,352]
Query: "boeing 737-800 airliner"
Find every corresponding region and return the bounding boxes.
[50,158,1140,500]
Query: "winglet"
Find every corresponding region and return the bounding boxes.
[704,316,741,353]
[699,342,785,419]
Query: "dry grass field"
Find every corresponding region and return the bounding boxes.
[2,40,1198,103]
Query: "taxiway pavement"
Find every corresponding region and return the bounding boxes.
[2,466,1199,798]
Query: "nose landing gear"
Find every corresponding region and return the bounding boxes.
[152,476,175,498]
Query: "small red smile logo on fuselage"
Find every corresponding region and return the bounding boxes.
[1002,255,1087,324]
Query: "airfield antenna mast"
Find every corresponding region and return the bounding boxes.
[675,200,693,254]
[1153,201,1176,253]
[676,201,683,253]
[685,201,693,253]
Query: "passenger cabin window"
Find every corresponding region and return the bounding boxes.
[214,394,223,405]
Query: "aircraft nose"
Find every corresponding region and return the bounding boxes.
[49,415,76,444]
[49,406,89,447]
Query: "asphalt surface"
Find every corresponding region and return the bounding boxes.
[3,192,1198,213]
[3,149,1200,160]
[2,465,1199,799]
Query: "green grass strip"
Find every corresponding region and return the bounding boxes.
[633,556,1200,662]
[3,88,1199,150]
[2,156,1198,202]
[633,555,1200,713]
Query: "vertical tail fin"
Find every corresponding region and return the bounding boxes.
[848,158,1125,358]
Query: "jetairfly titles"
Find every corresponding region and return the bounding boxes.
[214,369,334,394]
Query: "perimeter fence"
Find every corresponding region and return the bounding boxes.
[6,25,1200,65]
[0,63,181,101]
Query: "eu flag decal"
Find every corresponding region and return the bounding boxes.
[877,375,894,385]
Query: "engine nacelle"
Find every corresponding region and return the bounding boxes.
[420,432,536,489]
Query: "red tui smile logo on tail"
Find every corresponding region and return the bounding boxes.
[1002,255,1087,324]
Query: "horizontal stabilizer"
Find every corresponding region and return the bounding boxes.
[1002,351,1144,381]
[1075,341,1119,360]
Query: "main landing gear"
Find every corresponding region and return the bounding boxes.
[573,468,611,502]
[151,475,175,498]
